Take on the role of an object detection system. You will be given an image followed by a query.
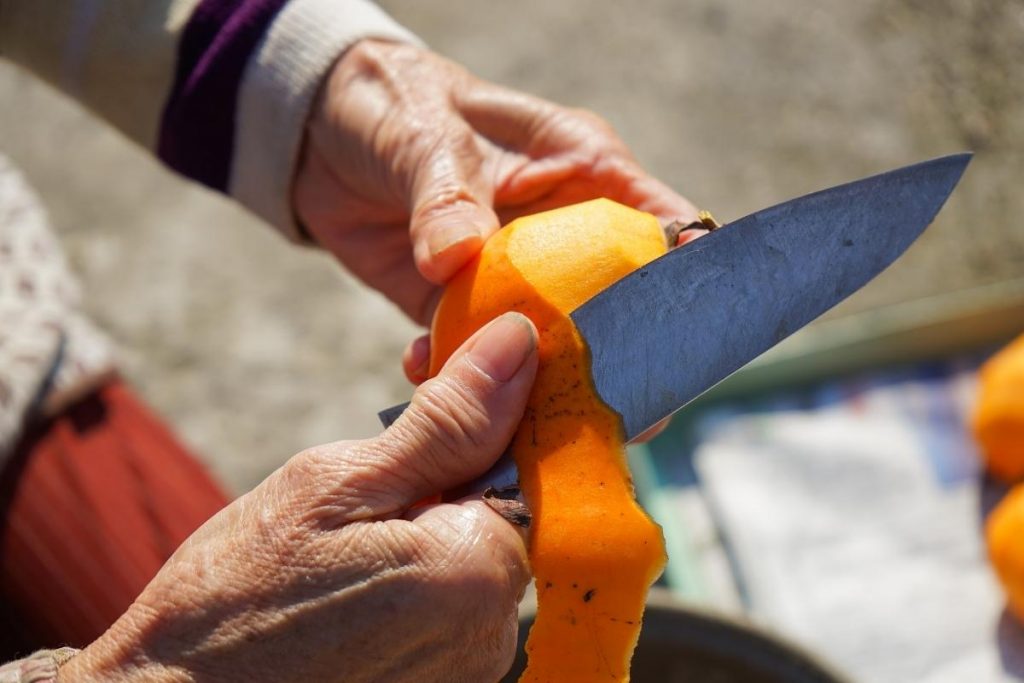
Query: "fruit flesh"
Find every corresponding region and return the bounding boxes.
[973,333,1024,482]
[429,199,667,681]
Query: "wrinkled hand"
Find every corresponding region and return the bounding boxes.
[59,313,539,683]
[293,40,699,329]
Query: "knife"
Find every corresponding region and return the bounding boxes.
[378,153,971,494]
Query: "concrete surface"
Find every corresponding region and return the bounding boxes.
[1,0,1021,493]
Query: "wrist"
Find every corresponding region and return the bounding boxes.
[57,652,188,683]
[57,656,185,683]
[56,616,192,683]
[232,0,423,240]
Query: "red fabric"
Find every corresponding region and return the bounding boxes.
[0,379,229,653]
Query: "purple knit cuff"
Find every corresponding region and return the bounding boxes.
[158,0,290,191]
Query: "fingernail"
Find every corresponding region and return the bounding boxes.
[411,358,429,382]
[407,335,431,382]
[429,222,480,256]
[468,313,536,382]
[483,485,532,529]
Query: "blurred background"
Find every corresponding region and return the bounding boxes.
[0,0,1021,495]
[3,1,1024,680]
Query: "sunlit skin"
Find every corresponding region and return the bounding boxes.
[60,315,539,682]
[57,39,702,682]
[293,40,701,330]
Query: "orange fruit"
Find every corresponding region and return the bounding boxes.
[430,199,668,682]
[972,334,1024,482]
[987,483,1024,622]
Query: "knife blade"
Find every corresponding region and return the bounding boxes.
[378,154,970,481]
[576,152,971,439]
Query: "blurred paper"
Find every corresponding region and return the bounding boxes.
[694,363,1024,682]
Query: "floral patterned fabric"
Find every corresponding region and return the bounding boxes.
[0,155,116,464]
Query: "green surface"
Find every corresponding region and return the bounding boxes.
[630,410,713,601]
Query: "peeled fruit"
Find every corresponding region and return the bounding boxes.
[429,198,668,682]
[988,484,1024,622]
[972,334,1024,482]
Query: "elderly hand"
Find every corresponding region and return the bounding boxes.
[58,313,538,683]
[293,40,700,330]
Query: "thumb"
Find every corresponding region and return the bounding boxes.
[408,129,501,284]
[368,313,538,511]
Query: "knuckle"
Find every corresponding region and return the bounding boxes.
[411,129,485,211]
[281,450,348,521]
[459,524,524,605]
[416,510,519,601]
[406,375,491,461]
[274,447,338,509]
[569,106,618,136]
[394,514,522,679]
[341,440,423,508]
[414,181,478,220]
[283,441,418,525]
[562,107,632,161]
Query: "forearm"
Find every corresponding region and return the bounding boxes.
[0,0,420,237]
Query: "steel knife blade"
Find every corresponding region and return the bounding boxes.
[575,152,971,439]
[378,153,970,488]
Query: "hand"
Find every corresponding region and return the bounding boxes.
[293,40,700,327]
[59,313,539,683]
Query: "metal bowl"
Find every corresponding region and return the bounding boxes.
[502,588,851,683]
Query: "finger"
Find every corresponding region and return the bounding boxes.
[402,334,431,385]
[631,176,700,225]
[353,313,539,515]
[410,484,532,545]
[469,95,699,225]
[397,500,529,678]
[463,90,701,227]
[594,156,700,225]
[404,500,530,595]
[408,127,501,284]
[455,82,561,151]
